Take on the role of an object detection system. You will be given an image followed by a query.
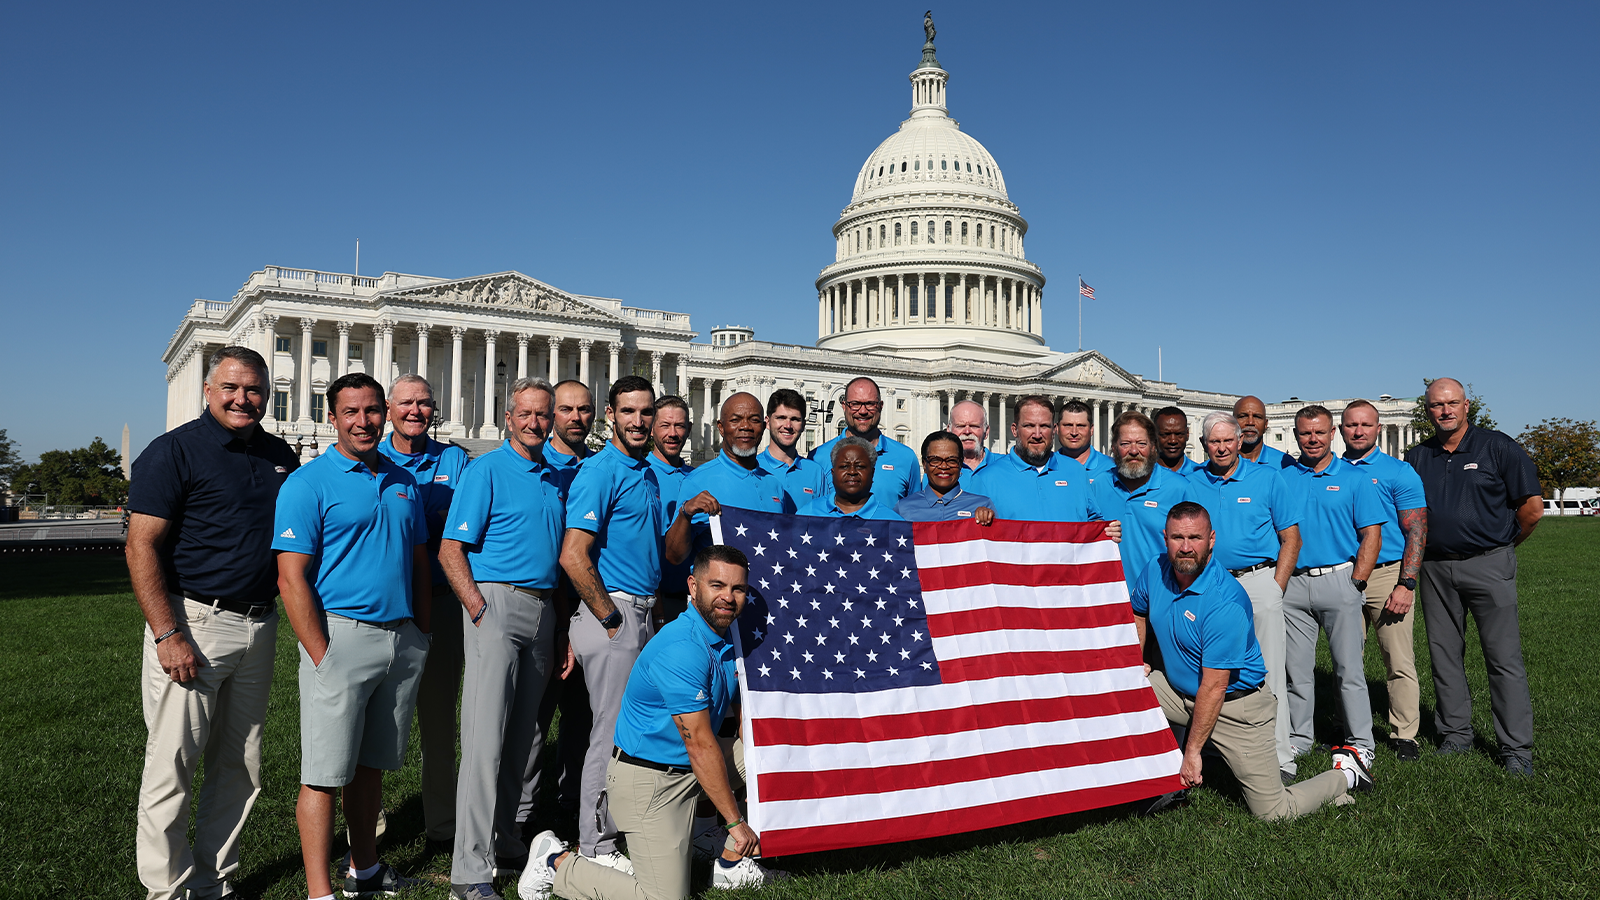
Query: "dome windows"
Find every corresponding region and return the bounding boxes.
[879,224,886,246]
[941,159,947,171]
[961,221,968,244]
[927,220,935,244]
[914,160,920,171]
[910,221,919,241]
[944,220,953,242]
[901,161,907,172]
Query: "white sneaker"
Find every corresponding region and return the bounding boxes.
[517,830,565,900]
[711,856,790,890]
[692,816,726,862]
[586,850,635,877]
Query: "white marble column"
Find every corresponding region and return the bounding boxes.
[513,333,528,381]
[296,318,315,425]
[650,350,664,397]
[258,314,278,422]
[335,321,352,379]
[378,320,397,385]
[701,377,715,456]
[481,331,499,439]
[675,353,689,400]
[448,326,466,430]
[578,339,593,390]
[414,324,431,382]
[541,337,557,384]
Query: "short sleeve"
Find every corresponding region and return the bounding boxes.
[565,461,613,533]
[272,475,321,555]
[1198,598,1254,672]
[1267,470,1303,532]
[127,434,183,520]
[446,458,494,546]
[1351,476,1388,530]
[1392,462,1426,511]
[652,640,715,716]
[1501,438,1542,503]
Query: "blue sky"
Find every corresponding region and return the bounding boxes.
[2,1,1595,463]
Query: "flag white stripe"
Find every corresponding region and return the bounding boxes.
[746,666,1150,718]
[753,706,1174,771]
[914,537,1121,568]
[753,751,1181,829]
[930,622,1137,658]
[922,580,1131,613]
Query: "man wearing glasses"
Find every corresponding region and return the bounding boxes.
[809,376,921,502]
[895,431,996,523]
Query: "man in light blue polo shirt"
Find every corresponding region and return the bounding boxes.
[1281,405,1386,783]
[1190,411,1303,778]
[1235,396,1292,469]
[1090,411,1197,587]
[809,376,920,501]
[274,373,431,900]
[378,374,470,850]
[544,380,597,489]
[556,374,663,873]
[1341,399,1429,762]
[966,395,1105,525]
[801,435,906,521]
[1131,502,1359,820]
[1056,399,1115,482]
[949,399,996,477]
[1154,407,1206,478]
[440,378,567,900]
[648,395,697,627]
[758,388,828,510]
[666,392,789,568]
[896,431,995,523]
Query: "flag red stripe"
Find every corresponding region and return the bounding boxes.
[938,646,1145,682]
[911,519,1113,545]
[916,559,1126,591]
[757,775,1183,857]
[750,686,1164,747]
[926,601,1134,636]
[756,729,1179,802]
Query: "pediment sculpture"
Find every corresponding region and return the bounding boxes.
[401,276,590,314]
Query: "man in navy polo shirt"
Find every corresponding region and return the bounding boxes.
[966,395,1108,527]
[666,392,789,569]
[810,376,920,501]
[1341,399,1429,762]
[1132,502,1361,821]
[1406,377,1542,774]
[648,395,698,626]
[274,372,431,900]
[1189,411,1303,778]
[441,378,568,900]
[758,388,828,510]
[521,546,784,900]
[127,346,299,900]
[800,435,906,521]
[1056,399,1115,482]
[378,373,470,849]
[1280,405,1385,783]
[545,380,597,486]
[1091,411,1197,588]
[948,399,994,475]
[558,374,663,873]
[1234,396,1292,468]
[896,431,995,523]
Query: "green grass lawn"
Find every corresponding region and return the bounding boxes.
[3,520,1598,899]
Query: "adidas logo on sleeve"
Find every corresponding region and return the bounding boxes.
[279,528,296,539]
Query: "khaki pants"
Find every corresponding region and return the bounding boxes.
[1235,567,1291,770]
[1150,670,1348,822]
[1362,561,1420,741]
[136,596,277,900]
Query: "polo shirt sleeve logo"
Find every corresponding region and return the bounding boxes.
[457,522,470,532]
[279,527,296,539]
[583,510,598,521]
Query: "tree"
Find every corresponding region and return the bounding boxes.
[1518,418,1600,504]
[8,437,129,507]
[1409,378,1498,445]
[0,428,19,495]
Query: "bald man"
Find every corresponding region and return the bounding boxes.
[666,392,790,569]
[1405,378,1542,775]
[1234,396,1291,469]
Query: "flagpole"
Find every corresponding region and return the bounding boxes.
[1077,275,1083,351]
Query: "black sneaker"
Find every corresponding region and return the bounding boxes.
[1330,744,1374,793]
[1391,738,1420,762]
[1503,756,1534,777]
[1436,739,1472,756]
[342,861,418,898]
[1279,768,1295,786]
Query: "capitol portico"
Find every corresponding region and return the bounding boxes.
[161,23,1419,462]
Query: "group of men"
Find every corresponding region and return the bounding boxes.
[129,343,1543,900]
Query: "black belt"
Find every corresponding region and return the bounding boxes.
[508,585,552,599]
[182,591,274,618]
[1427,545,1511,562]
[1229,561,1275,577]
[1224,685,1262,702]
[611,746,690,776]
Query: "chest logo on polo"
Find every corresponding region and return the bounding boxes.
[1237,497,1251,503]
[396,491,409,499]
[1463,463,1479,470]
[1326,485,1340,491]
[1184,610,1196,622]
[274,466,288,474]
[279,527,296,539]
[434,474,450,483]
[882,464,894,470]
[1144,500,1159,508]
[1055,480,1069,486]
[802,487,814,494]
[1372,477,1379,484]
[957,510,974,517]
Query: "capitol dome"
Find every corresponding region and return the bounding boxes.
[816,29,1047,363]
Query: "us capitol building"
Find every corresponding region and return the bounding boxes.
[160,24,1417,462]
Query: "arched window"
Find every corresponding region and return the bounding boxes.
[988,224,995,248]
[855,230,861,251]
[944,220,952,242]
[867,228,872,249]
[901,161,907,172]
[879,166,884,176]
[914,160,920,171]
[879,224,886,245]
[941,159,948,170]
[961,221,968,244]
[927,220,935,244]
[966,161,972,172]
[895,221,903,245]
[910,221,919,241]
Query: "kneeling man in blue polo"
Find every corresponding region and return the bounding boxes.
[274,373,431,900]
[1132,501,1362,821]
[520,545,785,900]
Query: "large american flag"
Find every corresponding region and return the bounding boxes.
[711,508,1183,857]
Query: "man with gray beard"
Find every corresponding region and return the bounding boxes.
[1089,411,1196,590]
[665,393,790,569]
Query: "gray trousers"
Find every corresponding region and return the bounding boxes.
[416,583,464,841]
[1235,567,1292,769]
[451,583,556,884]
[569,592,656,857]
[1419,547,1533,762]
[1283,569,1375,755]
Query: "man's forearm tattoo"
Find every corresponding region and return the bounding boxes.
[1399,508,1427,582]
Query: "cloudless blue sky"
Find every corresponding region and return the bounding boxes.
[2,1,1595,463]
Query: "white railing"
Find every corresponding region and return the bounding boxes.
[622,307,692,330]
[204,300,231,314]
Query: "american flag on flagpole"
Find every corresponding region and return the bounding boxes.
[1079,278,1095,299]
[710,509,1183,857]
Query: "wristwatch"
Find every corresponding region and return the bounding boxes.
[600,609,624,630]
[1351,577,1368,592]
[1398,576,1417,591]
